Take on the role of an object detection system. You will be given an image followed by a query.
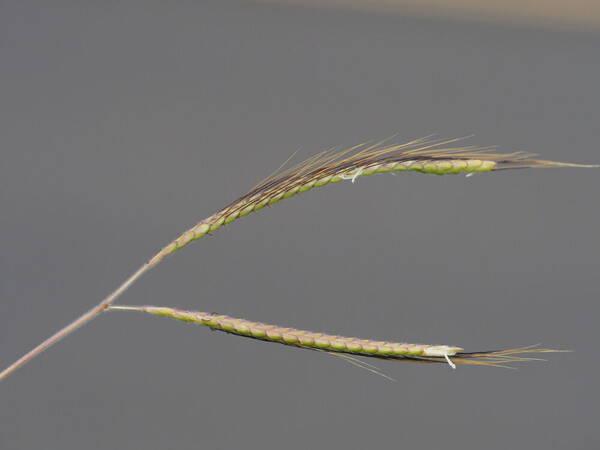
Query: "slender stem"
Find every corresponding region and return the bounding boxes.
[0,262,154,381]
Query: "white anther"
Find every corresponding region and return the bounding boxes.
[340,167,364,183]
[351,167,363,183]
[444,353,456,369]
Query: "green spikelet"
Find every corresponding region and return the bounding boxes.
[148,137,595,265]
[110,305,566,368]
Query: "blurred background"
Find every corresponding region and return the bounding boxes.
[259,0,600,32]
[1,1,599,449]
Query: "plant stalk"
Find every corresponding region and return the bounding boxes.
[0,262,154,381]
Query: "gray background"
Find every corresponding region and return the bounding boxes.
[1,2,599,449]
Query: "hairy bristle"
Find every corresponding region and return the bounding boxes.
[218,136,596,219]
[406,346,569,368]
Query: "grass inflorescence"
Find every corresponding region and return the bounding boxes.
[110,305,567,370]
[0,136,594,382]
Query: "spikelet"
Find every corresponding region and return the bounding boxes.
[149,136,596,265]
[110,305,567,369]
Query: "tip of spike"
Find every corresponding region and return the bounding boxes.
[530,160,599,169]
[451,345,571,368]
[497,158,599,170]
